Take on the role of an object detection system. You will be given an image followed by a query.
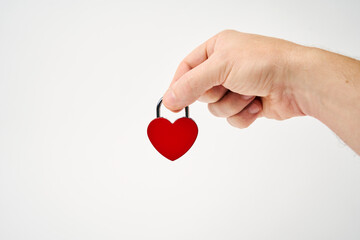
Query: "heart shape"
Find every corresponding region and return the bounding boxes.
[147,117,198,161]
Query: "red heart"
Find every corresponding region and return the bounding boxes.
[147,117,198,161]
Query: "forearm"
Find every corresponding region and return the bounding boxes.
[290,46,360,154]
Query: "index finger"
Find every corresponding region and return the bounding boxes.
[163,34,219,109]
[169,34,219,86]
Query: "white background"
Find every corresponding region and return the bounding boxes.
[1,0,359,239]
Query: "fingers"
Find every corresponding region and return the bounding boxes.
[163,34,220,111]
[207,92,262,129]
[163,57,223,111]
[169,34,218,86]
[198,86,228,103]
[208,92,255,117]
[226,98,263,129]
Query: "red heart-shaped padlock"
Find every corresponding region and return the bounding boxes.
[147,98,198,161]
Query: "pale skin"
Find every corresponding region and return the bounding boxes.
[162,30,360,155]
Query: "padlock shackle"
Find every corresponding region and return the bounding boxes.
[157,97,189,118]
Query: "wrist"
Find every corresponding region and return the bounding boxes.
[287,46,360,119]
[287,45,360,153]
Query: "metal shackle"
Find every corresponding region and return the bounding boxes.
[156,97,189,118]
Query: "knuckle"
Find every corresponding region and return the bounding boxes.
[219,29,236,36]
[182,72,196,93]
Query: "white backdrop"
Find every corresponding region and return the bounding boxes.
[1,0,359,239]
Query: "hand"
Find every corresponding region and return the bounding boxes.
[163,30,305,128]
[163,30,360,154]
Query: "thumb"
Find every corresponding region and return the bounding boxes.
[163,58,223,111]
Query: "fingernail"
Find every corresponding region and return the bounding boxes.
[242,95,254,100]
[248,103,260,114]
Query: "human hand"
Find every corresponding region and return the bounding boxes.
[163,30,360,154]
[163,30,306,128]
